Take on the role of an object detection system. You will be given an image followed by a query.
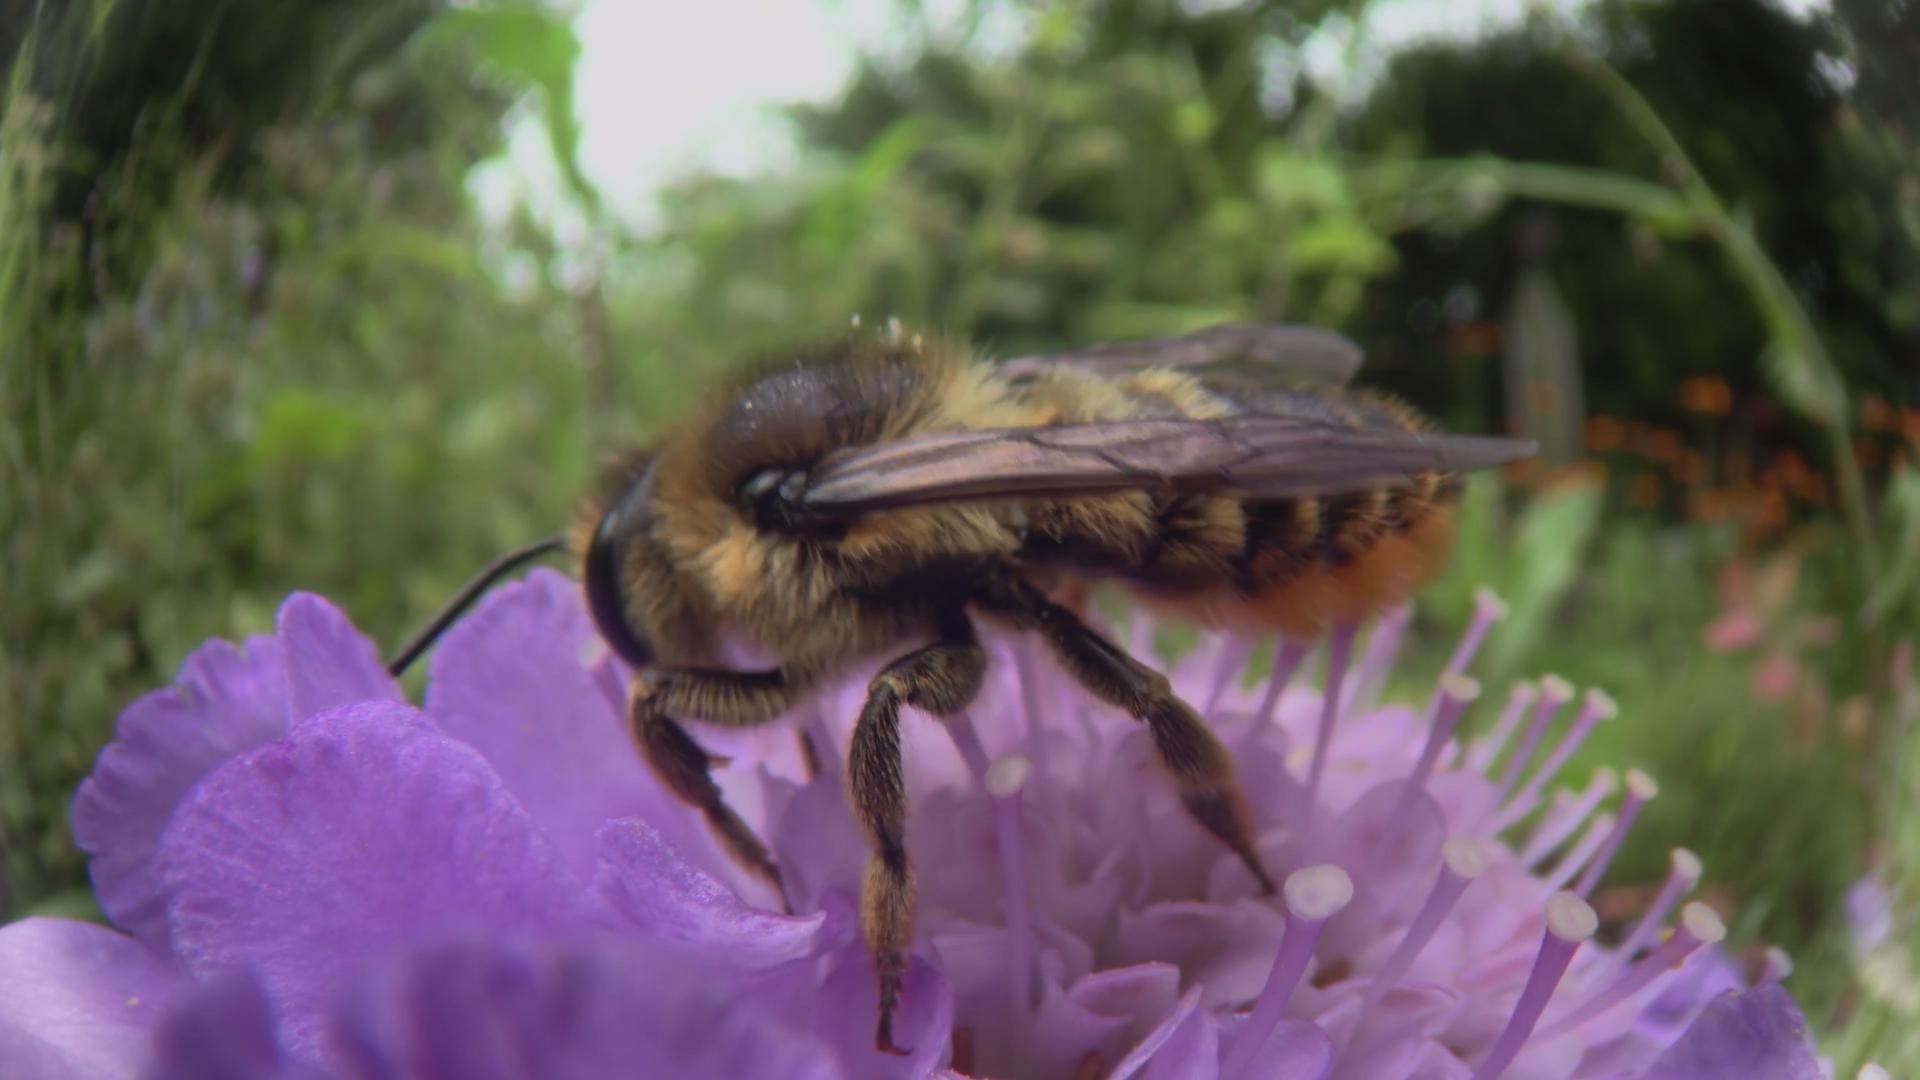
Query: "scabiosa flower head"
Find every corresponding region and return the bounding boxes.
[2,573,1820,1078]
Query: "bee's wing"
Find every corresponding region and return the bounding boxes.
[795,415,1534,517]
[997,323,1363,388]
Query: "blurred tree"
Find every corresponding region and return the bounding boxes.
[1351,0,1914,434]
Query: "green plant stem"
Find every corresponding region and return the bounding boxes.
[1560,46,1879,584]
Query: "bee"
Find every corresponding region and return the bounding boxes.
[387,323,1533,1054]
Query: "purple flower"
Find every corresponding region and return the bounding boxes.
[4,572,1820,1078]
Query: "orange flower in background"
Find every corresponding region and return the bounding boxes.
[1860,394,1894,431]
[1587,416,1625,452]
[1679,376,1733,416]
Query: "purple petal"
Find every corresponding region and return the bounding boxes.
[156,701,583,1056]
[1633,986,1822,1080]
[1104,983,1206,1080]
[276,594,400,719]
[1224,1017,1333,1080]
[745,934,952,1080]
[323,938,843,1080]
[1141,1003,1217,1080]
[0,918,185,1080]
[143,974,322,1080]
[1026,963,1185,1079]
[591,818,825,967]
[423,571,739,888]
[72,636,289,949]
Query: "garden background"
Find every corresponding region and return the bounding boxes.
[3,0,1915,1069]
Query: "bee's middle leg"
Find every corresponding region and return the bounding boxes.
[851,621,985,1054]
[630,668,805,903]
[977,573,1275,894]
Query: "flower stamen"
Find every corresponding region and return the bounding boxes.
[987,753,1036,1017]
[1487,689,1617,833]
[1301,626,1359,822]
[1351,603,1414,710]
[1540,901,1726,1037]
[1224,865,1354,1078]
[1761,946,1793,985]
[1518,767,1617,868]
[1489,675,1576,809]
[1468,681,1538,774]
[1446,588,1510,679]
[1470,893,1598,1080]
[1392,675,1480,826]
[1349,838,1489,1041]
[1618,848,1704,957]
[942,711,992,788]
[1255,640,1312,728]
[1572,769,1658,898]
[1204,637,1258,714]
[1541,812,1615,894]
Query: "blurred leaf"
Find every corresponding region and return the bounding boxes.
[429,2,596,213]
[1481,482,1605,681]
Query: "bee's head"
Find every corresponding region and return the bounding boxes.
[583,460,661,670]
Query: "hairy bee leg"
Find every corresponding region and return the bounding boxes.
[850,626,986,1055]
[977,575,1275,895]
[629,668,806,905]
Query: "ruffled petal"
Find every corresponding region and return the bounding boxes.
[155,701,583,1056]
[72,636,289,949]
[275,594,400,719]
[0,918,185,1080]
[322,937,843,1080]
[423,571,738,886]
[143,974,322,1080]
[591,818,825,967]
[1632,986,1822,1080]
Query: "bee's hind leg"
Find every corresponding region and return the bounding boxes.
[630,668,808,908]
[975,573,1275,895]
[850,617,985,1055]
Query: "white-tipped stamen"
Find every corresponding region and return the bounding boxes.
[1859,1065,1892,1080]
[1392,675,1481,825]
[1542,812,1615,894]
[1010,649,1058,828]
[1541,901,1725,1037]
[1519,768,1618,867]
[1256,639,1312,728]
[1469,681,1538,773]
[941,711,992,787]
[1225,866,1353,1078]
[1489,675,1575,810]
[1572,769,1658,897]
[1349,838,1489,1043]
[1470,893,1598,1080]
[1446,587,1509,678]
[1301,625,1358,823]
[1488,689,1618,832]
[1352,604,1414,711]
[1619,848,1705,957]
[985,753,1033,799]
[988,753,1035,1016]
[1761,945,1794,984]
[1203,636,1258,714]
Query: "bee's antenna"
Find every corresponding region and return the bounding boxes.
[385,536,569,677]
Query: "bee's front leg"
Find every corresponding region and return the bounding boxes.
[630,667,806,905]
[850,619,985,1055]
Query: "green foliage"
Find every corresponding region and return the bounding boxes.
[0,0,593,911]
